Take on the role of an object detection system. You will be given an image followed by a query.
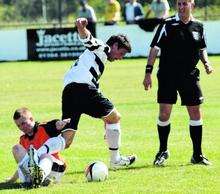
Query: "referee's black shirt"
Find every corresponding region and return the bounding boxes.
[151,14,206,75]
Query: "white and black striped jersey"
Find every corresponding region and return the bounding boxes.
[64,34,110,88]
[151,14,207,73]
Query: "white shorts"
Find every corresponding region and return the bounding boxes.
[47,156,66,183]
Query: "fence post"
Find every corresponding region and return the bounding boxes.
[42,0,47,22]
[204,0,208,21]
[58,0,62,27]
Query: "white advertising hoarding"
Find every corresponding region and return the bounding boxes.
[0,21,220,61]
[0,29,27,61]
[97,22,220,57]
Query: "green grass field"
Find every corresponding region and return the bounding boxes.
[0,57,219,194]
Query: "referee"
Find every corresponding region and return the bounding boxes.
[36,18,136,169]
[143,0,213,166]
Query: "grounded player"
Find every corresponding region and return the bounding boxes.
[35,17,136,169]
[6,108,69,187]
[143,0,213,166]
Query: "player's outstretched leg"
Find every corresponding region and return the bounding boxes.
[28,145,44,187]
[105,123,136,169]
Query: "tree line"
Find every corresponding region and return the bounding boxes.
[0,0,219,23]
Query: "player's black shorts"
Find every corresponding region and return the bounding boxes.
[157,68,203,106]
[62,82,114,130]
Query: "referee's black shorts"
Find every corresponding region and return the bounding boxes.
[157,69,203,106]
[62,82,114,131]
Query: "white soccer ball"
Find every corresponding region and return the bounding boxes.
[85,161,108,182]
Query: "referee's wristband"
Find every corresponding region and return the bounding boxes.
[145,64,153,74]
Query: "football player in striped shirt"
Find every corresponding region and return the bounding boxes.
[36,18,136,169]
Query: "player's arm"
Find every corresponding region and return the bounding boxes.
[143,47,159,91]
[199,26,213,74]
[75,17,90,39]
[143,22,166,91]
[199,49,213,74]
[5,170,18,183]
[43,119,71,137]
[142,23,164,91]
[76,17,103,51]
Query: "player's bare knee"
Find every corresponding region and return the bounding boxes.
[62,130,75,148]
[65,138,73,148]
[12,144,19,155]
[112,112,121,123]
[187,106,201,120]
[104,111,121,124]
[190,111,200,120]
[12,144,24,155]
[12,144,26,163]
[159,112,170,122]
[190,114,201,120]
[63,135,72,148]
[159,104,172,121]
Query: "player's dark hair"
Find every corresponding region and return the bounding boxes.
[13,107,30,120]
[106,34,131,53]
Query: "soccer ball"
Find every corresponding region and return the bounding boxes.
[85,161,108,182]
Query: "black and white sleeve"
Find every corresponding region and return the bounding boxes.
[78,34,105,51]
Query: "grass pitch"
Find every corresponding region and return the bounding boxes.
[0,57,219,194]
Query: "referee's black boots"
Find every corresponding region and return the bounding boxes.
[191,155,212,165]
[153,150,170,166]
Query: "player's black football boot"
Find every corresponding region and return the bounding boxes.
[153,150,170,166]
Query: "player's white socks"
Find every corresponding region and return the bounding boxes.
[105,123,121,162]
[39,155,53,178]
[37,135,66,157]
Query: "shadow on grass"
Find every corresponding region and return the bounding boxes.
[0,181,49,190]
[66,164,155,175]
[66,170,84,175]
[0,182,26,190]
[65,163,194,175]
[109,164,155,171]
[163,163,195,167]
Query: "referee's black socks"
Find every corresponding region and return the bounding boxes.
[189,120,203,157]
[157,120,171,152]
